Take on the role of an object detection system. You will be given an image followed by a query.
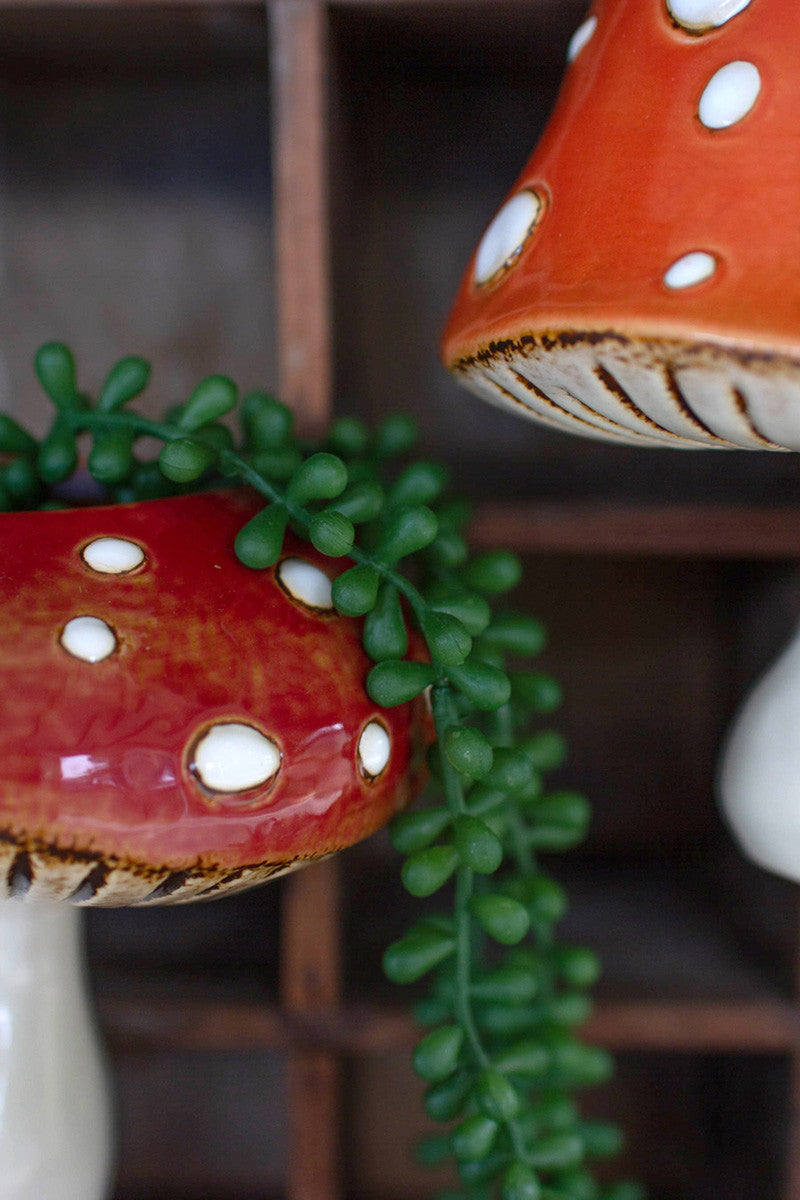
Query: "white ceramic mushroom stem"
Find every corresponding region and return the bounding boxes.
[719,622,800,882]
[0,900,113,1200]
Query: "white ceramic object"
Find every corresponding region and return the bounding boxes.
[697,61,761,131]
[0,901,113,1200]
[719,624,800,881]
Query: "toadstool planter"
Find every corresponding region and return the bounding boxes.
[442,0,800,451]
[442,1,800,883]
[0,488,424,1199]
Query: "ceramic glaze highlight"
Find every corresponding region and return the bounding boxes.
[0,490,425,905]
[443,0,800,449]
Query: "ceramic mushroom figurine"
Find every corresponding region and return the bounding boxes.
[442,0,800,451]
[443,0,800,879]
[0,488,424,1200]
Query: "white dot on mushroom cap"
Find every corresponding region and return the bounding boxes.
[277,558,333,610]
[698,61,761,130]
[60,616,117,663]
[667,0,752,32]
[193,723,281,793]
[663,251,718,290]
[474,191,543,286]
[567,15,597,62]
[358,721,391,779]
[82,537,146,574]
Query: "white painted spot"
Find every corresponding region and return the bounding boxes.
[474,191,543,285]
[567,15,597,61]
[82,537,145,574]
[60,616,117,663]
[663,251,717,289]
[193,723,281,793]
[277,558,333,610]
[667,0,751,31]
[358,721,391,779]
[698,61,761,130]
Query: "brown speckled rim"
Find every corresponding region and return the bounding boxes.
[448,330,800,450]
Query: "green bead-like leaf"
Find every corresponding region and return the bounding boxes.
[548,993,593,1027]
[158,438,217,483]
[0,414,36,455]
[413,1024,464,1083]
[466,786,507,817]
[402,845,459,897]
[241,391,293,448]
[448,660,511,711]
[374,413,418,458]
[375,506,439,563]
[492,1039,551,1077]
[3,456,39,504]
[309,510,355,557]
[234,505,289,569]
[454,815,503,874]
[424,1070,471,1122]
[451,1115,499,1162]
[484,747,534,794]
[326,415,369,456]
[195,422,235,454]
[554,945,601,989]
[383,928,455,985]
[557,1169,599,1200]
[444,728,493,779]
[427,592,491,637]
[388,460,449,508]
[528,1134,584,1171]
[470,894,530,945]
[97,356,151,412]
[287,452,348,504]
[518,876,568,924]
[391,807,452,855]
[414,1134,453,1167]
[548,1040,613,1087]
[331,564,381,616]
[520,730,567,772]
[458,1151,513,1188]
[37,427,78,483]
[88,431,135,485]
[427,530,468,568]
[176,375,237,432]
[481,614,547,657]
[511,672,563,712]
[602,1183,647,1200]
[527,793,591,851]
[422,610,472,666]
[364,583,408,661]
[327,480,384,524]
[462,550,522,595]
[501,1162,542,1200]
[471,966,540,1005]
[367,659,436,707]
[577,1121,624,1159]
[34,343,78,410]
[250,447,303,481]
[474,1068,521,1121]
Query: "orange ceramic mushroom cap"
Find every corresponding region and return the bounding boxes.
[0,491,425,905]
[442,0,800,450]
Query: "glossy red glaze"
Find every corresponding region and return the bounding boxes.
[443,0,800,361]
[0,490,426,903]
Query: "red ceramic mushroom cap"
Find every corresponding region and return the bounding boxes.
[0,491,425,905]
[443,0,800,450]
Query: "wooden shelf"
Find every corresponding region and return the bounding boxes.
[470,502,800,559]
[98,992,800,1057]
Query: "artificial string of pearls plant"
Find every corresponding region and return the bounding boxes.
[1,345,644,1200]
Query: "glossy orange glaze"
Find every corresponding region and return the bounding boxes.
[0,491,424,874]
[443,0,800,364]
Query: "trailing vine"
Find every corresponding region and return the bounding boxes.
[2,345,644,1200]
